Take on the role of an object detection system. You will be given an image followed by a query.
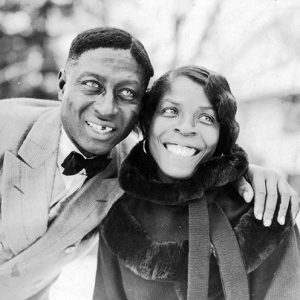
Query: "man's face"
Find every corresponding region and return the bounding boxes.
[59,48,145,157]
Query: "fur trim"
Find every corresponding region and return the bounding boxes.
[234,205,293,273]
[102,197,294,281]
[101,142,293,282]
[119,141,249,205]
[101,196,188,281]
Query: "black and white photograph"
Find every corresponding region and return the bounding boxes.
[0,0,299,299]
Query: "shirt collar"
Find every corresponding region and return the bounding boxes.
[58,127,87,171]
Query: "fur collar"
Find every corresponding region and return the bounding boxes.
[119,141,249,205]
[235,204,293,272]
[101,142,294,282]
[101,197,189,281]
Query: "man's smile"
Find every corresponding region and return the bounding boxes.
[86,121,115,134]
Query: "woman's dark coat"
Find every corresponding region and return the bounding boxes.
[93,142,300,300]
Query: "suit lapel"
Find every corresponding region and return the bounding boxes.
[0,107,125,274]
[0,160,124,275]
[38,166,123,256]
[1,107,61,255]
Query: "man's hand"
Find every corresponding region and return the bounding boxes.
[233,164,300,226]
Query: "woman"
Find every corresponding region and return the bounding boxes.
[94,66,300,299]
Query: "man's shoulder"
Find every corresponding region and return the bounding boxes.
[0,97,60,128]
[0,98,61,154]
[0,97,60,115]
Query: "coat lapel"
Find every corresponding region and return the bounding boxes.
[1,107,61,255]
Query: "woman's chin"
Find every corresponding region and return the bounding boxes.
[158,168,196,183]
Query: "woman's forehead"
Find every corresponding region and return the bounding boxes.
[161,76,210,106]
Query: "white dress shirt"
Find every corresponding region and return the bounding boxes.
[49,127,88,220]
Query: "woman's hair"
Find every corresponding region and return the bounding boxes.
[140,65,239,155]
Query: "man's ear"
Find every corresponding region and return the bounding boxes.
[58,68,66,100]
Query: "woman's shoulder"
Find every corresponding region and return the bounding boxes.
[207,185,251,226]
[208,185,295,274]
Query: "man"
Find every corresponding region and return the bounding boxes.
[0,27,298,300]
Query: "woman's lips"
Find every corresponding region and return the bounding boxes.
[163,143,200,157]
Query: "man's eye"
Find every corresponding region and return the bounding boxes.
[82,80,104,93]
[198,114,215,124]
[118,89,136,101]
[162,107,177,116]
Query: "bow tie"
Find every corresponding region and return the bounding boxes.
[61,151,112,178]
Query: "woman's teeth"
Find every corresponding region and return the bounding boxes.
[86,121,113,133]
[165,144,197,157]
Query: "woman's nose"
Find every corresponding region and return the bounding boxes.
[174,117,196,136]
[93,90,118,117]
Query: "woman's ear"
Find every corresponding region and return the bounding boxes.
[58,69,66,100]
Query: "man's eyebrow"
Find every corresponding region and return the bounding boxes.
[116,79,142,86]
[78,72,105,82]
[77,72,142,86]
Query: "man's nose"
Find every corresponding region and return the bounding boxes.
[174,116,196,136]
[93,90,118,118]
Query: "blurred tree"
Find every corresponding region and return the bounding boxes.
[0,0,75,99]
[169,0,193,68]
[1,0,300,101]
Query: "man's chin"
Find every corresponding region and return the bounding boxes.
[74,140,109,157]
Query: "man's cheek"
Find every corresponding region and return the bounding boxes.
[131,106,141,120]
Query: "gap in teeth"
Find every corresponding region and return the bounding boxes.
[87,122,112,132]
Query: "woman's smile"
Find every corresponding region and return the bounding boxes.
[163,143,200,157]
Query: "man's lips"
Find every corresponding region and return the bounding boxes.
[163,143,200,157]
[86,121,116,134]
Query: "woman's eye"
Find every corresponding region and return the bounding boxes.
[162,107,178,116]
[118,89,136,101]
[198,115,214,124]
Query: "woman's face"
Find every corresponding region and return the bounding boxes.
[149,76,220,182]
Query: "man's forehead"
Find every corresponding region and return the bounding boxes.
[75,48,141,73]
[68,48,145,86]
[78,48,136,67]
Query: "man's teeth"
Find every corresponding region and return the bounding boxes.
[87,122,113,133]
[165,144,197,157]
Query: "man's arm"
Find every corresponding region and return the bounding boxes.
[234,164,299,226]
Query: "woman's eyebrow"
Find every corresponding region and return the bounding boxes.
[160,99,215,114]
[161,98,180,106]
[200,106,214,111]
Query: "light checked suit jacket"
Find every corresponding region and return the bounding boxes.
[0,98,127,300]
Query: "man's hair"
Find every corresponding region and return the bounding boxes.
[67,27,154,86]
[140,65,239,155]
